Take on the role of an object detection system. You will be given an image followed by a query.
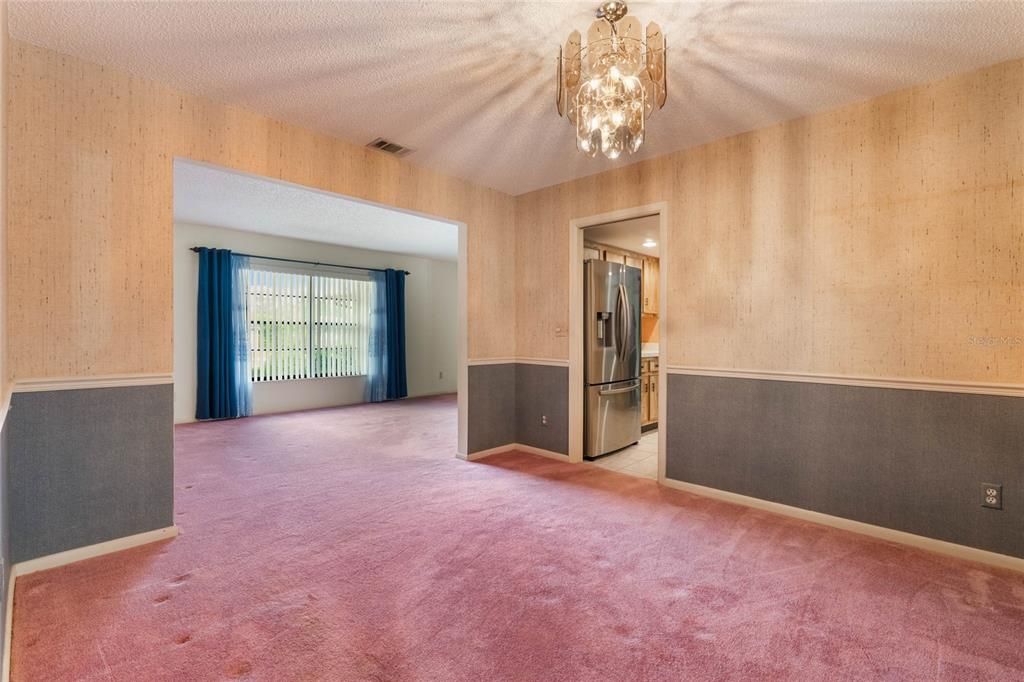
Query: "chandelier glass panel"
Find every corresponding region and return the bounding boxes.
[557,2,667,159]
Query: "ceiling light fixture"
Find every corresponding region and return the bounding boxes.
[642,238,657,248]
[556,1,667,160]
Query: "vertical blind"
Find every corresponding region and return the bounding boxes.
[245,267,371,381]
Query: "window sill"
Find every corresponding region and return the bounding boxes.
[251,375,367,384]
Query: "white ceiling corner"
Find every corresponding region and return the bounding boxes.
[10,1,1024,195]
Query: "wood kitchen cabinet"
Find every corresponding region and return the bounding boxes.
[648,372,658,423]
[603,250,642,270]
[641,357,658,427]
[641,374,650,422]
[595,245,624,264]
[642,257,659,315]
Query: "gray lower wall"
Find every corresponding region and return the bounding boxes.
[468,363,569,456]
[666,373,1024,559]
[467,364,516,453]
[8,384,174,563]
[515,364,569,455]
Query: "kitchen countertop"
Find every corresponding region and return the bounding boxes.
[641,350,659,359]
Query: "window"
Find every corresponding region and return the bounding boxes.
[245,267,371,381]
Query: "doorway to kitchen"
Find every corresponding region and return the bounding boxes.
[568,203,668,481]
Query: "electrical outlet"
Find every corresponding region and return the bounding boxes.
[541,415,548,426]
[982,483,1003,510]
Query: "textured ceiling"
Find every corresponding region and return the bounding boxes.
[174,161,457,261]
[11,1,1024,195]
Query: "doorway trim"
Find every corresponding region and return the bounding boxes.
[568,202,669,481]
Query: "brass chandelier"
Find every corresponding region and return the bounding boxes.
[556,1,667,159]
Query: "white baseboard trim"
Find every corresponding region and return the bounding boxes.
[457,450,486,461]
[1,525,178,682]
[463,443,570,462]
[664,366,1024,398]
[12,526,179,578]
[460,444,513,461]
[13,374,174,393]
[660,477,1024,574]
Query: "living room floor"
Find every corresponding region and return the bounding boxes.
[10,394,1024,680]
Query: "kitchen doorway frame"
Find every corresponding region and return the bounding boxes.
[568,202,668,482]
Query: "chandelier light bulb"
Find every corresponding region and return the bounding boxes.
[555,1,667,160]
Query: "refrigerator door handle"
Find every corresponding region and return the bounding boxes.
[616,282,631,362]
[613,286,622,357]
[598,380,640,396]
[618,280,626,352]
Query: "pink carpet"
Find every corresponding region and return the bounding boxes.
[11,394,1024,680]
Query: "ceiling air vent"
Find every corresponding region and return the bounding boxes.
[366,137,414,157]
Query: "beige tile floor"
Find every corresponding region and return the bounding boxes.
[590,430,658,479]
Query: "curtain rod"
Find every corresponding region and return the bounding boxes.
[189,247,411,275]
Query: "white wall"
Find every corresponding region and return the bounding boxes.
[173,222,458,423]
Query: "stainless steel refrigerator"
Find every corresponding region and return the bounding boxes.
[584,259,642,458]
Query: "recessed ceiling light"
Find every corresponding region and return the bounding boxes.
[642,238,657,248]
